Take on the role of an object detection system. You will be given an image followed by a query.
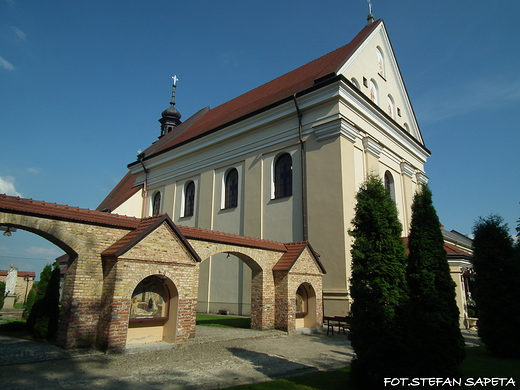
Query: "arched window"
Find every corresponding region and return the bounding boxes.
[403,123,410,133]
[224,168,239,209]
[274,153,292,199]
[387,95,395,118]
[369,79,378,104]
[376,47,385,77]
[351,77,360,89]
[184,181,195,217]
[384,171,396,202]
[152,191,161,216]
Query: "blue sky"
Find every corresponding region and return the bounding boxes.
[1,0,519,278]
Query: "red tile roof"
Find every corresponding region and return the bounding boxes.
[402,237,472,257]
[97,171,142,213]
[0,270,36,277]
[99,21,381,212]
[177,225,287,252]
[0,194,140,229]
[134,20,382,163]
[101,214,201,262]
[273,241,325,273]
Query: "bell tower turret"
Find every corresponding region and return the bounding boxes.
[159,75,182,138]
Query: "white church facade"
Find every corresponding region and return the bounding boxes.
[99,17,430,317]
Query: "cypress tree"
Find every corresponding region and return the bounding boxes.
[348,174,409,386]
[406,184,466,377]
[472,215,520,358]
[26,263,61,339]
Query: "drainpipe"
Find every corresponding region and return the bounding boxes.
[138,152,149,218]
[293,94,308,241]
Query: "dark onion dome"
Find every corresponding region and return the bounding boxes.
[161,104,181,120]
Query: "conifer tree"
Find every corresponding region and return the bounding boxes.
[406,184,466,376]
[472,215,520,358]
[26,263,61,339]
[348,174,409,386]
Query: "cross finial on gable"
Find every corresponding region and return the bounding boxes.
[367,0,375,25]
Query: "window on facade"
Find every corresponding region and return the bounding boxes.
[376,47,385,77]
[274,153,292,199]
[369,79,378,104]
[184,181,195,217]
[130,276,169,319]
[224,168,239,209]
[351,78,360,89]
[384,171,396,202]
[387,95,395,118]
[152,191,161,216]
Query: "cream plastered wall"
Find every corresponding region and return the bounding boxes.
[123,22,429,317]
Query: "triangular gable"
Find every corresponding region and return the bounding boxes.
[337,20,424,144]
[273,241,325,274]
[102,214,201,263]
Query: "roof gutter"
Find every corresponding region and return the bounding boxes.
[293,94,308,241]
[137,152,149,218]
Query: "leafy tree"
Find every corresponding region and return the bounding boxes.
[26,263,61,339]
[406,184,466,376]
[0,281,5,310]
[472,215,520,358]
[348,174,409,386]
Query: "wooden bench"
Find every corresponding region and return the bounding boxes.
[324,316,351,335]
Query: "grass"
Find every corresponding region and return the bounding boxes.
[196,314,251,329]
[223,347,520,389]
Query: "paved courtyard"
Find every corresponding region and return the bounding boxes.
[0,325,481,390]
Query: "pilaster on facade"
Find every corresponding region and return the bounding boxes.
[400,161,415,178]
[416,172,429,185]
[362,137,383,158]
[313,117,360,143]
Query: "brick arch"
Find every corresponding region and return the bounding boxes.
[0,212,79,258]
[187,240,281,330]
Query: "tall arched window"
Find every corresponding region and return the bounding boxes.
[384,171,396,202]
[369,79,378,104]
[274,153,292,199]
[224,168,239,209]
[387,95,395,119]
[376,47,385,77]
[184,181,195,217]
[152,191,161,216]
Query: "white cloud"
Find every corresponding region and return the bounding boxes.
[11,26,26,41]
[25,246,61,257]
[0,176,22,197]
[0,56,15,71]
[416,76,520,124]
[26,167,42,174]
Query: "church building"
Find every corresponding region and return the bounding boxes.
[98,16,430,317]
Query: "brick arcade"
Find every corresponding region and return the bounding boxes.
[0,194,325,350]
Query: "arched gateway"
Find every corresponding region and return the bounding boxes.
[0,195,325,350]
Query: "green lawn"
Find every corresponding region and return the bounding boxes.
[196,314,251,329]
[224,347,520,389]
